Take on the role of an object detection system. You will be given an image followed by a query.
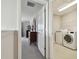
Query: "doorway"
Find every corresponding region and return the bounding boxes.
[20,0,49,59]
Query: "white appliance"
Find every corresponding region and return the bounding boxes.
[63,32,77,50]
[55,31,63,45]
[55,29,68,45]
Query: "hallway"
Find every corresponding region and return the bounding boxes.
[22,38,44,59]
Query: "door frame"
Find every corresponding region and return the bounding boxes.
[17,0,51,59]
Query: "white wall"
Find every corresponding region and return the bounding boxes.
[61,9,77,32]
[53,15,61,32]
[1,0,20,59]
[22,21,30,37]
[21,16,33,21]
[1,0,18,30]
[53,15,61,43]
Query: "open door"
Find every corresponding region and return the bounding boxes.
[36,6,47,58]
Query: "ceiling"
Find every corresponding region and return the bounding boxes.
[52,0,76,15]
[21,0,76,17]
[21,0,43,17]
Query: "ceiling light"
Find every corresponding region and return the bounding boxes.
[58,0,77,12]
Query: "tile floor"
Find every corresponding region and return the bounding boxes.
[22,37,44,59]
[53,43,77,59]
[22,37,77,59]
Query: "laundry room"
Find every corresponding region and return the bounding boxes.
[52,0,77,59]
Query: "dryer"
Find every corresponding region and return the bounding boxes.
[63,32,77,50]
[55,30,68,45]
[55,31,63,45]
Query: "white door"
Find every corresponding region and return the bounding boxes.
[37,7,45,56]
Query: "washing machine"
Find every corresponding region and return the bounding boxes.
[63,32,77,50]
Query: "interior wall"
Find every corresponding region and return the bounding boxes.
[53,15,61,43]
[21,15,33,22]
[53,15,61,32]
[22,21,30,37]
[21,15,34,38]
[1,0,18,59]
[1,0,18,30]
[61,9,77,32]
[52,9,77,33]
[1,31,18,59]
[1,31,14,59]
